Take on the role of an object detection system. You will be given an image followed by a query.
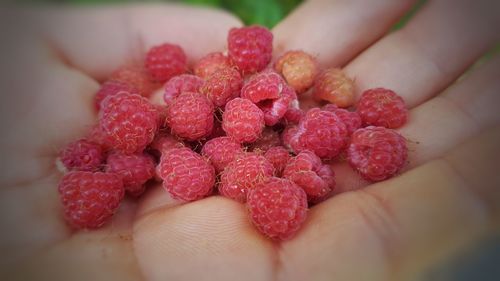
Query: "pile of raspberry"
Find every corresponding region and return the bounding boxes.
[57,25,409,240]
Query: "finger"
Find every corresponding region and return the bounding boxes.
[344,0,500,107]
[281,126,500,281]
[333,54,500,194]
[273,0,416,67]
[133,197,276,281]
[33,4,242,80]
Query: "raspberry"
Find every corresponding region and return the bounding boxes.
[313,68,355,108]
[222,98,264,143]
[241,70,296,126]
[323,104,362,135]
[347,126,407,182]
[154,104,168,129]
[228,25,273,74]
[201,67,242,107]
[99,93,158,154]
[58,139,104,172]
[158,147,215,201]
[149,132,184,156]
[163,74,204,104]
[263,146,290,176]
[274,50,318,94]
[94,80,140,111]
[283,150,335,201]
[201,136,243,173]
[145,43,187,82]
[247,177,307,240]
[194,52,231,79]
[110,65,157,97]
[166,92,214,141]
[58,171,124,229]
[284,108,348,159]
[249,127,281,152]
[281,125,299,152]
[356,88,408,129]
[219,153,275,202]
[105,152,156,196]
[283,102,304,124]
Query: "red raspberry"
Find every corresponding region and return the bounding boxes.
[222,98,264,143]
[163,74,204,104]
[356,88,408,129]
[283,150,335,202]
[158,147,215,201]
[145,43,187,82]
[241,70,296,126]
[313,68,355,108]
[58,171,124,229]
[247,177,307,240]
[274,50,318,94]
[347,126,407,182]
[149,132,184,156]
[249,127,281,152]
[99,93,158,154]
[228,25,273,74]
[322,104,362,135]
[166,92,214,141]
[281,125,299,152]
[263,146,290,176]
[105,152,155,196]
[219,153,275,202]
[58,139,104,172]
[94,80,140,111]
[194,52,231,79]
[110,65,157,97]
[283,100,305,124]
[201,136,243,173]
[201,67,242,107]
[284,108,348,159]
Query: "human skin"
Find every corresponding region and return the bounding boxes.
[0,0,499,280]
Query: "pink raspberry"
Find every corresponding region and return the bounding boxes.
[166,92,214,141]
[94,80,140,111]
[105,152,156,197]
[347,126,408,182]
[274,50,318,94]
[158,147,215,201]
[282,98,304,125]
[58,139,104,172]
[222,98,264,143]
[284,108,348,159]
[145,43,187,82]
[283,150,335,202]
[228,25,273,74]
[249,127,281,152]
[58,171,124,229]
[149,132,184,156]
[194,52,231,79]
[241,70,296,126]
[322,104,362,135]
[313,68,355,108]
[356,88,408,129]
[99,93,159,154]
[163,74,204,104]
[201,136,243,173]
[263,146,290,176]
[219,153,275,202]
[201,67,242,107]
[281,125,299,152]
[247,177,307,240]
[110,65,158,97]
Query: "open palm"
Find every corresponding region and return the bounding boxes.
[1,1,499,280]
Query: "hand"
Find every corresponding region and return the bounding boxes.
[1,1,499,281]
